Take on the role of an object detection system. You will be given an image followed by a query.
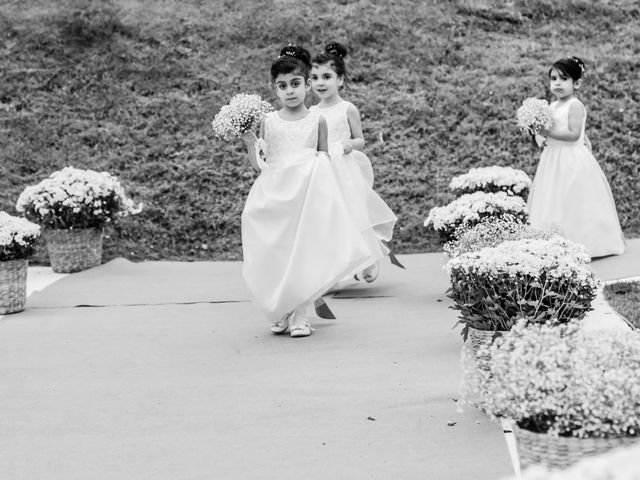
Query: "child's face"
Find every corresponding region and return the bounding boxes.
[310,63,343,101]
[549,68,580,100]
[274,72,309,109]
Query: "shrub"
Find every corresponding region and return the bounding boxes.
[449,166,532,199]
[446,237,598,338]
[479,319,640,439]
[424,191,528,242]
[16,166,142,230]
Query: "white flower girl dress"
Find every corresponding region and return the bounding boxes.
[310,100,397,265]
[527,97,625,257]
[241,110,375,323]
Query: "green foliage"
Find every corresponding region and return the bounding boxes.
[1,0,638,263]
[603,281,640,329]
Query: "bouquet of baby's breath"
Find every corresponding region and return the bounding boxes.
[446,236,598,338]
[478,319,640,439]
[500,442,640,480]
[0,212,41,261]
[424,191,528,242]
[449,166,532,199]
[517,97,553,135]
[443,215,561,259]
[16,166,142,230]
[211,93,273,141]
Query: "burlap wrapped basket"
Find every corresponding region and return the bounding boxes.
[44,228,103,273]
[514,424,639,470]
[0,259,28,314]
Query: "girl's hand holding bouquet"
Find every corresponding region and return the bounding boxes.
[516,97,553,147]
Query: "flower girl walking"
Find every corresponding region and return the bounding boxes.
[241,45,376,337]
[310,41,398,282]
[528,56,625,258]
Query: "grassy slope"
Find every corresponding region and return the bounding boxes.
[603,280,640,329]
[1,0,639,263]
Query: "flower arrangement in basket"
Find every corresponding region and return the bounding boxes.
[446,236,598,340]
[500,441,640,480]
[443,215,560,260]
[478,319,640,470]
[449,166,532,199]
[517,97,554,148]
[0,211,41,314]
[424,191,528,242]
[16,166,142,273]
[211,93,272,169]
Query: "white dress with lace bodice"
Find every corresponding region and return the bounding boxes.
[527,98,625,257]
[241,111,376,322]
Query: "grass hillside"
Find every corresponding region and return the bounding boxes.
[2,0,639,263]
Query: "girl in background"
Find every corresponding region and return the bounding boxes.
[241,45,375,337]
[310,41,398,283]
[528,56,625,258]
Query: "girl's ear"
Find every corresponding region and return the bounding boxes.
[306,78,311,91]
[337,75,345,87]
[574,79,582,90]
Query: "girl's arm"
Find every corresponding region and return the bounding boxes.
[344,103,365,153]
[544,102,585,142]
[241,119,266,171]
[317,116,329,153]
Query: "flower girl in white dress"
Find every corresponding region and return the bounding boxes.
[241,45,376,337]
[528,56,625,258]
[310,41,398,282]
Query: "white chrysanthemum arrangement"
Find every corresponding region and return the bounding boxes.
[0,212,41,261]
[449,166,532,199]
[447,236,598,337]
[517,97,553,135]
[501,442,640,480]
[478,319,640,439]
[16,166,143,230]
[443,215,560,259]
[424,191,528,241]
[211,93,273,141]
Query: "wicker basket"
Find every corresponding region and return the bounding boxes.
[468,327,505,371]
[44,228,103,273]
[0,259,28,314]
[514,424,639,470]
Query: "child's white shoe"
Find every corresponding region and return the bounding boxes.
[271,311,294,335]
[289,315,313,338]
[361,261,379,283]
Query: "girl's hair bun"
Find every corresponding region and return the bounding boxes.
[568,56,586,76]
[279,44,311,65]
[325,41,348,59]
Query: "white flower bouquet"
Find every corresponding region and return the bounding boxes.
[443,215,560,259]
[479,319,640,440]
[16,166,142,230]
[446,236,598,337]
[517,97,553,136]
[424,191,528,241]
[449,166,532,199]
[211,93,273,141]
[0,212,41,261]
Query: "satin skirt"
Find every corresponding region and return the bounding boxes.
[242,152,375,322]
[527,142,625,258]
[328,145,397,264]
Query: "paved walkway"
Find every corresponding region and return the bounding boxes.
[1,239,639,480]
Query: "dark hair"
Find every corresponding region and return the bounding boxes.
[549,56,586,81]
[270,44,312,82]
[311,41,348,77]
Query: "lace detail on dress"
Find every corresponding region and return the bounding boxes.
[264,111,320,166]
